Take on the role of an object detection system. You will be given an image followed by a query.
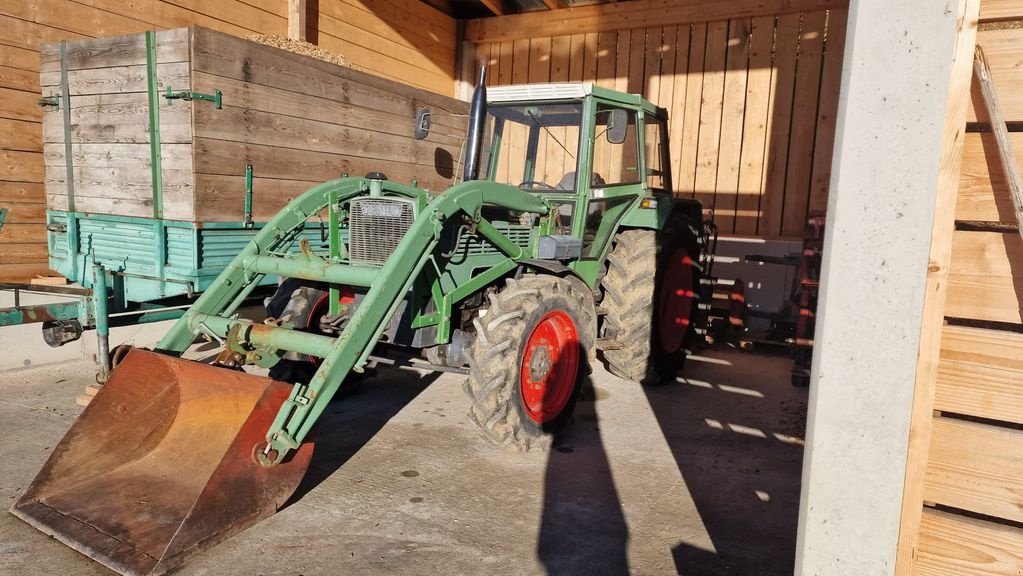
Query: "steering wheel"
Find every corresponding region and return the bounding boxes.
[519,180,555,190]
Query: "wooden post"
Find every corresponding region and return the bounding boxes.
[287,0,307,42]
[974,44,1023,240]
[893,0,981,573]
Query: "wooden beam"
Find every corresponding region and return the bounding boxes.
[287,0,306,42]
[478,0,506,17]
[465,0,848,43]
[893,0,981,573]
[540,0,561,10]
[973,44,1023,243]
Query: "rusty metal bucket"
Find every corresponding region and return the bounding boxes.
[10,349,314,576]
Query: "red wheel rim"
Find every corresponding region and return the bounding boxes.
[519,310,580,424]
[658,248,695,354]
[307,286,356,364]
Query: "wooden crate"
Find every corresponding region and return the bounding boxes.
[39,26,468,223]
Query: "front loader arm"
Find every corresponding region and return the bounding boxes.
[155,177,548,466]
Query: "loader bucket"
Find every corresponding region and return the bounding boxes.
[10,349,314,576]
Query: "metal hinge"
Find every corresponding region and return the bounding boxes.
[164,87,222,109]
[37,94,60,110]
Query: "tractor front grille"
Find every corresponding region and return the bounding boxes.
[348,198,415,266]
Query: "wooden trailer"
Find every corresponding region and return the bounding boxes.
[35,26,467,302]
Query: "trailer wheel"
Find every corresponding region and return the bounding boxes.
[600,228,699,385]
[265,278,357,385]
[463,275,595,451]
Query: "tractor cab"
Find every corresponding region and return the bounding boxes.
[481,82,676,273]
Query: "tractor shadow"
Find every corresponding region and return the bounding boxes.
[283,367,440,506]
[538,376,631,575]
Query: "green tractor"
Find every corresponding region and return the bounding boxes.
[12,72,712,576]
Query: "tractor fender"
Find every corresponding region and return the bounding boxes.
[515,260,594,301]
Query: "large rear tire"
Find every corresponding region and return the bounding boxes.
[600,228,699,385]
[463,275,595,451]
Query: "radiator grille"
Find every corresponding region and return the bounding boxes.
[349,198,415,266]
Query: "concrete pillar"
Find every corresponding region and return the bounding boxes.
[794,2,959,575]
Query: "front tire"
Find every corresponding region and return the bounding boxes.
[463,275,595,451]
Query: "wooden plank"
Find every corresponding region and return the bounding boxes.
[341,0,456,38]
[0,202,46,223]
[313,0,455,66]
[161,0,283,34]
[191,73,464,143]
[0,118,42,152]
[314,11,452,77]
[41,93,192,145]
[0,43,40,72]
[193,104,461,169]
[946,230,1021,325]
[0,242,48,264]
[479,0,506,16]
[781,10,826,237]
[968,28,1023,122]
[0,86,43,123]
[43,142,193,171]
[0,149,43,183]
[288,0,307,41]
[667,25,689,196]
[895,2,981,573]
[0,263,54,282]
[735,16,773,234]
[192,138,446,190]
[937,324,1023,426]
[465,0,849,43]
[550,35,571,176]
[0,223,46,243]
[973,44,1023,241]
[39,62,190,96]
[678,23,706,197]
[807,8,848,214]
[1,1,149,44]
[528,37,552,182]
[39,29,190,72]
[193,174,321,221]
[917,508,1023,576]
[759,13,800,238]
[694,21,727,207]
[0,64,39,92]
[924,416,1023,523]
[497,40,513,86]
[945,273,1021,323]
[627,28,646,96]
[72,0,260,38]
[979,0,1023,21]
[957,132,1022,222]
[0,181,44,204]
[949,229,1021,278]
[714,18,751,233]
[643,27,661,100]
[191,28,462,112]
[0,14,87,53]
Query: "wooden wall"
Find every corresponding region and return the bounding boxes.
[472,8,846,239]
[0,0,457,281]
[897,1,1023,573]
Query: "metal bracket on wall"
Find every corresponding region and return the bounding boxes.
[37,94,60,110]
[0,207,7,232]
[164,87,223,109]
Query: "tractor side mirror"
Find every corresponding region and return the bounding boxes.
[606,109,628,144]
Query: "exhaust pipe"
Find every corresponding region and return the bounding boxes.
[462,65,487,182]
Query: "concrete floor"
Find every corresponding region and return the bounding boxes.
[0,349,806,576]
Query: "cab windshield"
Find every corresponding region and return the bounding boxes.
[483,102,583,192]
